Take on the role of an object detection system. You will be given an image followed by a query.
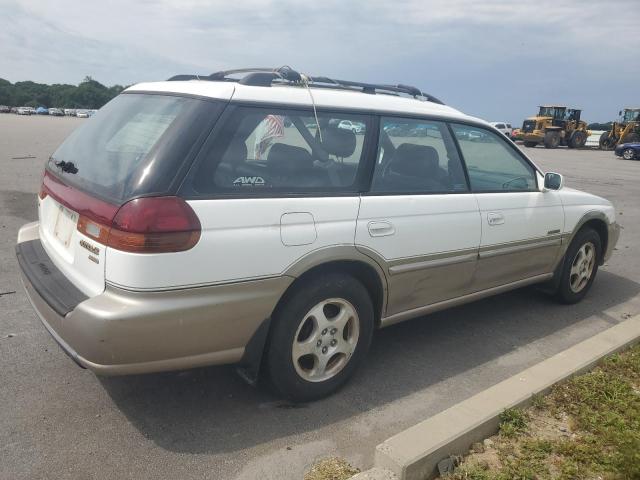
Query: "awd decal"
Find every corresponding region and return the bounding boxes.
[233,176,265,187]
[79,239,100,255]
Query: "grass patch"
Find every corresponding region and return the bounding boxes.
[304,457,360,480]
[443,343,640,480]
[498,408,528,438]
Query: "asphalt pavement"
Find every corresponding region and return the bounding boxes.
[1,115,639,480]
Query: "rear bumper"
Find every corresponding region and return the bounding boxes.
[17,222,292,376]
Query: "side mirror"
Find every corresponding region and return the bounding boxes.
[544,172,563,190]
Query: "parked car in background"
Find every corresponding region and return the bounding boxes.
[614,142,640,160]
[336,119,364,134]
[49,108,64,116]
[75,109,89,118]
[36,107,49,115]
[64,109,76,116]
[16,107,32,115]
[87,109,98,117]
[490,122,513,137]
[16,68,619,401]
[0,105,10,113]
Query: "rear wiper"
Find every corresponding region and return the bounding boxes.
[54,160,78,174]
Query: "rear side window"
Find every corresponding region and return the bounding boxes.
[371,117,468,193]
[187,106,370,194]
[451,124,536,192]
[495,123,505,129]
[48,93,222,204]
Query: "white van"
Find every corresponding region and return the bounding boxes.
[17,67,619,401]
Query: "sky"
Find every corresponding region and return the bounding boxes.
[1,0,638,124]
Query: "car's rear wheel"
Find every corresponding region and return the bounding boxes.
[266,273,374,402]
[555,228,601,304]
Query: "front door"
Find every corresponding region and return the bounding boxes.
[450,124,564,290]
[356,117,481,317]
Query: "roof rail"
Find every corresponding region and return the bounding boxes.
[167,67,445,105]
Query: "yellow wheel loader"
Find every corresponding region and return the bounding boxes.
[599,108,640,150]
[521,106,590,149]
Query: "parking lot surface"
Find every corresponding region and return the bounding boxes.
[1,115,639,480]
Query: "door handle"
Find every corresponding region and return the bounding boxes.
[368,221,395,237]
[487,212,505,226]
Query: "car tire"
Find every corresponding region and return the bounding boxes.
[555,228,601,304]
[266,273,374,402]
[622,148,636,160]
[524,141,537,148]
[544,131,561,149]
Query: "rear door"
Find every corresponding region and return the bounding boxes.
[355,117,481,317]
[450,123,564,290]
[172,104,374,289]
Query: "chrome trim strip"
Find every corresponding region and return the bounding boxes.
[389,252,477,276]
[479,238,561,259]
[380,272,553,327]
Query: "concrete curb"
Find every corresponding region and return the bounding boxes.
[356,315,640,480]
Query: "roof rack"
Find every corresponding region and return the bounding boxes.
[166,67,445,105]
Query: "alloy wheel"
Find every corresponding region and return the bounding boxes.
[291,298,360,383]
[569,242,596,293]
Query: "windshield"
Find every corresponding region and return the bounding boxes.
[622,109,640,123]
[538,107,565,118]
[48,93,222,204]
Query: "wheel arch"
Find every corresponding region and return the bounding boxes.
[566,211,610,266]
[280,247,389,327]
[236,247,389,385]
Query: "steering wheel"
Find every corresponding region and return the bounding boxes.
[502,176,529,190]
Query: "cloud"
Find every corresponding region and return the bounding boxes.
[1,0,637,122]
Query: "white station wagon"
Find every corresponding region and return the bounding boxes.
[17,67,619,401]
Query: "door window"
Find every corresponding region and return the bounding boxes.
[189,106,369,194]
[371,118,468,193]
[451,124,536,192]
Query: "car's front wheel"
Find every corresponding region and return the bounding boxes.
[555,228,601,304]
[266,273,374,402]
[622,148,636,160]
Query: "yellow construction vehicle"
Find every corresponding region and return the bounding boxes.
[521,106,590,149]
[599,108,640,150]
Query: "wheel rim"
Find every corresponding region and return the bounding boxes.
[569,242,596,293]
[291,298,360,383]
[623,149,634,160]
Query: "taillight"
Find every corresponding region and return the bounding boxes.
[43,170,200,254]
[107,197,201,253]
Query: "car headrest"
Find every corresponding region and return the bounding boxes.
[321,126,357,158]
[222,139,248,165]
[267,144,314,172]
[389,144,439,178]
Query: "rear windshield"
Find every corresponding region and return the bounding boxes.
[47,93,223,204]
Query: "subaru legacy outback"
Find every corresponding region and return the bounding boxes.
[16,67,619,401]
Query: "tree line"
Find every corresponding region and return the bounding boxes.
[0,76,125,109]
